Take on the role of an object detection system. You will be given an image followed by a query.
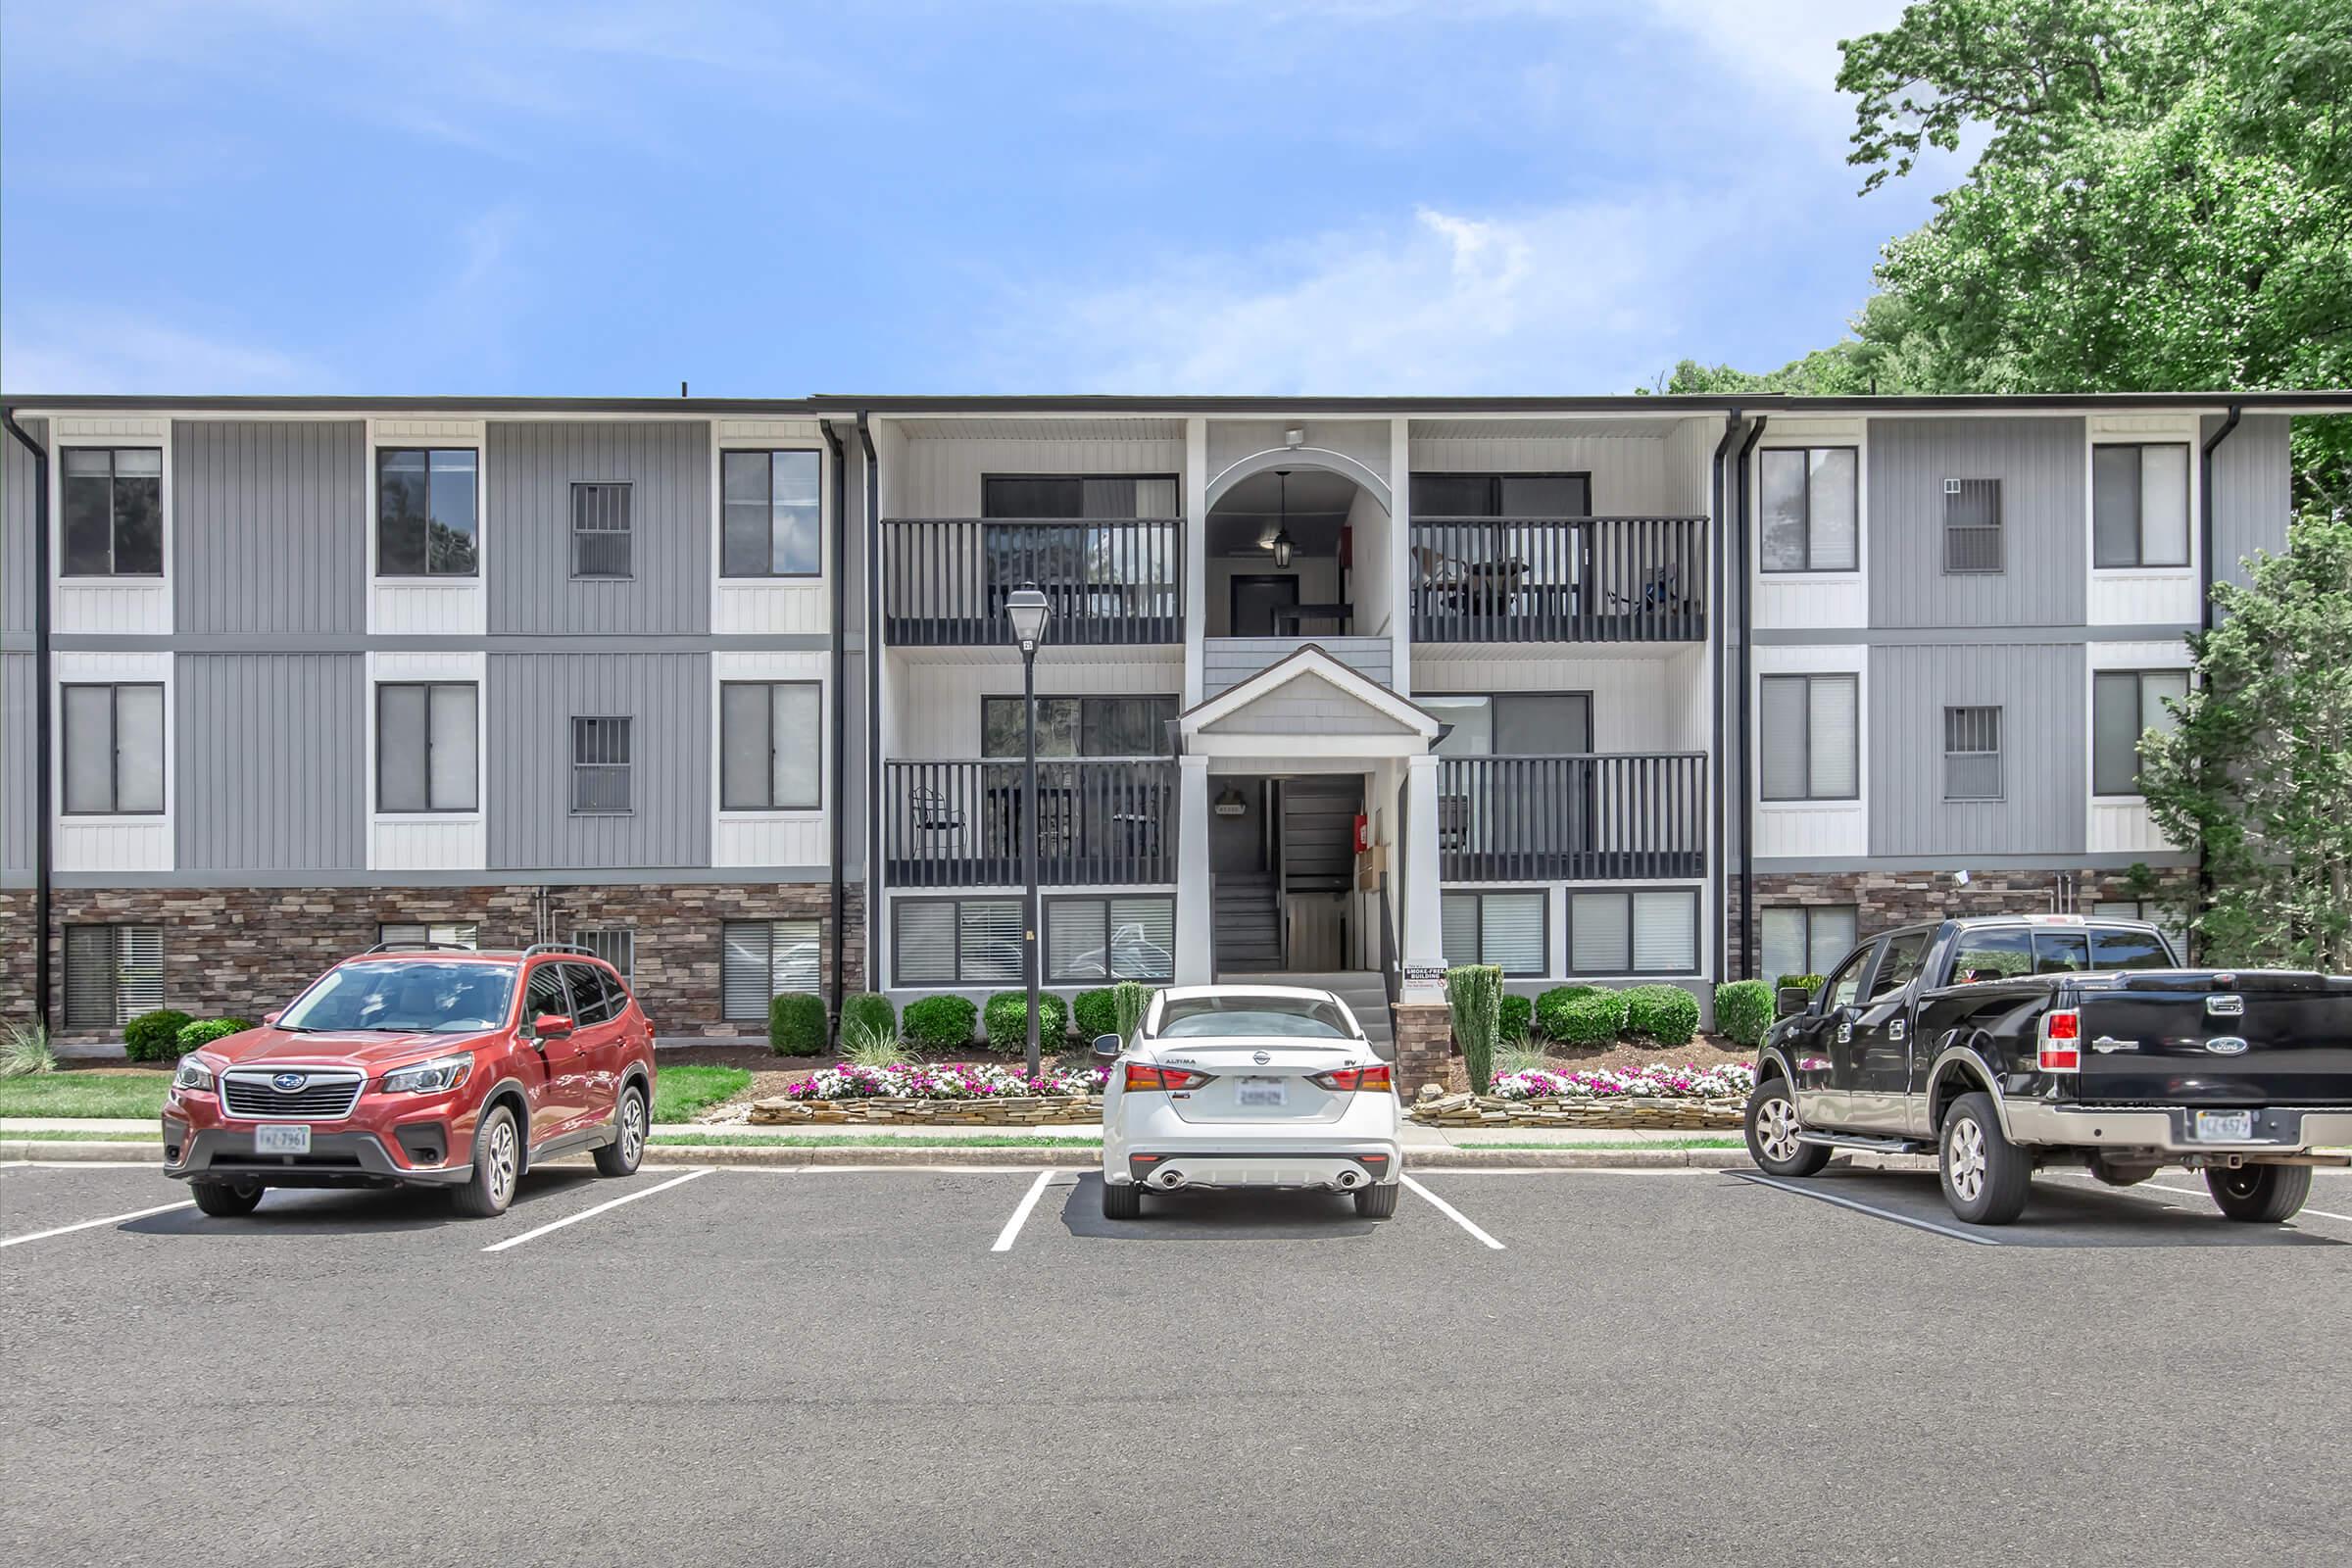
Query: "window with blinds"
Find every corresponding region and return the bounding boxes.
[64,924,164,1027]
[1046,896,1174,982]
[1567,890,1697,975]
[1760,906,1858,983]
[894,900,1023,987]
[720,919,821,1020]
[2092,669,2188,796]
[1759,673,1858,802]
[1440,891,1547,975]
[570,482,633,578]
[1942,707,2003,800]
[376,682,478,813]
[571,928,635,983]
[2091,444,2189,568]
[62,682,166,815]
[571,716,633,814]
[1942,478,2003,572]
[378,921,479,949]
[719,681,821,811]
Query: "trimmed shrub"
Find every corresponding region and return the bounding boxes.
[768,992,829,1056]
[1550,988,1628,1047]
[1112,981,1154,1044]
[1534,985,1601,1040]
[984,991,1070,1056]
[174,1017,257,1054]
[122,1008,197,1063]
[1622,984,1700,1049]
[1776,973,1826,998]
[1446,964,1504,1094]
[902,995,979,1051]
[840,992,897,1041]
[1498,992,1533,1045]
[1713,980,1774,1049]
[1072,988,1120,1042]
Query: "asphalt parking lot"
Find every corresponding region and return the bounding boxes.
[6,1157,2350,1567]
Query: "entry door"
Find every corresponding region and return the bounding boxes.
[1230,574,1299,637]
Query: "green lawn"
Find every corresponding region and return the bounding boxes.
[0,1072,169,1119]
[1,1128,162,1142]
[650,1065,753,1124]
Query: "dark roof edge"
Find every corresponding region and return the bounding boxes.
[0,395,830,415]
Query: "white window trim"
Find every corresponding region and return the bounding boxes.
[50,416,174,636]
[710,650,829,870]
[1749,417,1868,633]
[1750,644,1868,860]
[710,419,830,635]
[2084,415,2200,581]
[52,649,174,873]
[366,649,488,871]
[367,416,488,635]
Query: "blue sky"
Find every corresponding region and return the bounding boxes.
[1,1,1960,397]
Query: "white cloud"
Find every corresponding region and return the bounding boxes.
[0,311,328,395]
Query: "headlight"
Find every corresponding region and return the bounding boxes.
[378,1054,472,1095]
[172,1057,215,1093]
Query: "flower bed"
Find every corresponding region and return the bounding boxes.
[1411,1061,1754,1130]
[1489,1062,1754,1102]
[745,1062,1108,1126]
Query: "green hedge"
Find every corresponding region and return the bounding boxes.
[1713,981,1774,1049]
[1776,973,1825,997]
[769,993,828,1055]
[1622,984,1700,1048]
[1534,985,1601,1040]
[902,995,978,1050]
[840,993,896,1040]
[1550,989,1628,1046]
[984,991,1070,1055]
[1498,992,1533,1044]
[174,1017,256,1054]
[122,1009,197,1063]
[1072,988,1120,1042]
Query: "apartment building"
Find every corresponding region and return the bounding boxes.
[1,390,2332,1056]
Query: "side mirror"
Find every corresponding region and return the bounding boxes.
[1775,987,1813,1019]
[1092,1033,1123,1059]
[532,1013,575,1040]
[263,1011,282,1027]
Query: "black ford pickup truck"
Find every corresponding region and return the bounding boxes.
[1744,914,2352,1225]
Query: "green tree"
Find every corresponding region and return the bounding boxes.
[2137,514,2352,971]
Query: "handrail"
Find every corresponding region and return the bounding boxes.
[1409,515,1707,642]
[885,758,1179,888]
[1436,753,1708,882]
[881,516,1185,646]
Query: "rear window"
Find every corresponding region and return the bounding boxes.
[2088,926,2175,970]
[280,959,515,1034]
[1156,996,1354,1040]
[1950,923,2179,984]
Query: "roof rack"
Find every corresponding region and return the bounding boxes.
[359,940,480,956]
[519,943,600,960]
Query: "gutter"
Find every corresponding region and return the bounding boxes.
[3,414,50,1031]
[1707,411,1742,993]
[858,415,883,997]
[2198,402,2242,635]
[1734,415,1767,980]
[822,420,849,1038]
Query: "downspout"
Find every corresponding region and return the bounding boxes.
[3,413,50,1032]
[1707,410,1741,992]
[1734,415,1767,980]
[822,420,849,1041]
[2193,402,2242,962]
[858,415,882,1003]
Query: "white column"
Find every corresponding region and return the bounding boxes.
[1184,417,1208,708]
[1400,752,1445,970]
[1174,754,1214,983]
[1388,416,1412,698]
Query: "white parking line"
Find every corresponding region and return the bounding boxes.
[1732,1171,2002,1247]
[2,1199,195,1250]
[2142,1181,2352,1226]
[991,1170,1056,1252]
[1399,1174,1505,1250]
[480,1167,712,1253]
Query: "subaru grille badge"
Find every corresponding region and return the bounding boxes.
[271,1071,308,1093]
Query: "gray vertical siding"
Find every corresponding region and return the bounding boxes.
[4,416,44,638]
[175,654,367,871]
[487,652,710,870]
[2206,413,2292,593]
[2,653,33,876]
[174,421,367,635]
[1868,417,2086,628]
[486,421,710,635]
[1869,642,2084,858]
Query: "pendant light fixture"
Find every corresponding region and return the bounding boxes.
[1271,468,1295,569]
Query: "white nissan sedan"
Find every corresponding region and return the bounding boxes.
[1097,984,1402,1219]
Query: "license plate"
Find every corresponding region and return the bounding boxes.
[1235,1078,1289,1109]
[2191,1110,2256,1142]
[254,1124,312,1155]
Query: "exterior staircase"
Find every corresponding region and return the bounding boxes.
[1210,872,1284,971]
[1212,968,1396,1060]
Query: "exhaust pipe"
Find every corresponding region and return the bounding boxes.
[1336,1169,1362,1189]
[1156,1168,1187,1189]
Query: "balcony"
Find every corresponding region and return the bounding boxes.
[881,518,1184,647]
[1409,516,1707,643]
[1438,754,1706,881]
[884,759,1178,888]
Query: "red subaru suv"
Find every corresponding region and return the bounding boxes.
[163,942,657,1219]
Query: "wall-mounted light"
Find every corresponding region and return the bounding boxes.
[1284,426,1305,449]
[1213,786,1248,817]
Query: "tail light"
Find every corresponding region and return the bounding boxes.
[2038,1009,2081,1072]
[1308,1064,1395,1093]
[1124,1063,1210,1092]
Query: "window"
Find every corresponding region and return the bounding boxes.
[1759,906,1857,982]
[60,448,164,576]
[981,695,1178,759]
[64,924,164,1027]
[1566,889,1697,975]
[1942,478,2002,573]
[563,962,622,1025]
[376,683,478,813]
[720,450,820,576]
[377,922,479,949]
[1759,673,1858,802]
[1943,707,2003,800]
[376,449,479,576]
[1407,472,1592,517]
[1949,927,2034,984]
[571,716,633,814]
[980,474,1181,518]
[719,681,821,810]
[1822,943,1874,1009]
[1759,447,1858,572]
[1424,693,1592,756]
[523,962,574,1027]
[283,958,514,1034]
[2092,670,2188,796]
[2086,922,2178,970]
[1046,896,1175,982]
[1867,930,1933,1000]
[2090,901,2186,963]
[1441,891,1548,975]
[720,919,821,1020]
[61,683,165,815]
[894,900,1022,986]
[570,483,633,578]
[571,928,635,983]
[2092,443,2190,568]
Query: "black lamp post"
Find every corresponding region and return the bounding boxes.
[1005,584,1052,1076]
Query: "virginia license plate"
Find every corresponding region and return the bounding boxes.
[254,1124,312,1155]
[1236,1078,1289,1109]
[2191,1110,2256,1142]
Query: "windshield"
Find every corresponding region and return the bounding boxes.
[278,960,516,1035]
[1156,996,1354,1040]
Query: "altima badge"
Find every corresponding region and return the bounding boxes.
[1252,1051,1271,1065]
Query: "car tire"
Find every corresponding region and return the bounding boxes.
[1354,1182,1399,1218]
[189,1179,265,1217]
[1101,1179,1144,1220]
[1939,1091,2031,1225]
[593,1084,648,1178]
[452,1102,522,1219]
[1744,1077,1831,1178]
[2205,1163,2312,1224]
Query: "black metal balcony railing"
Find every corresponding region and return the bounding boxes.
[886,759,1178,888]
[1409,516,1707,643]
[1438,754,1706,881]
[882,518,1185,647]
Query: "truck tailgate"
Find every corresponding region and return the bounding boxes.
[2075,971,2352,1103]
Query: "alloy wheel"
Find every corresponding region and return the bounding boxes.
[487,1118,518,1204]
[1756,1096,1802,1163]
[1947,1117,1987,1202]
[620,1093,646,1165]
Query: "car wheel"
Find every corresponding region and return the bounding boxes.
[1102,1179,1144,1219]
[189,1179,265,1217]
[452,1102,521,1218]
[593,1084,648,1178]
[1354,1182,1399,1218]
[1744,1077,1831,1177]
[2205,1163,2312,1224]
[1939,1092,2031,1225]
